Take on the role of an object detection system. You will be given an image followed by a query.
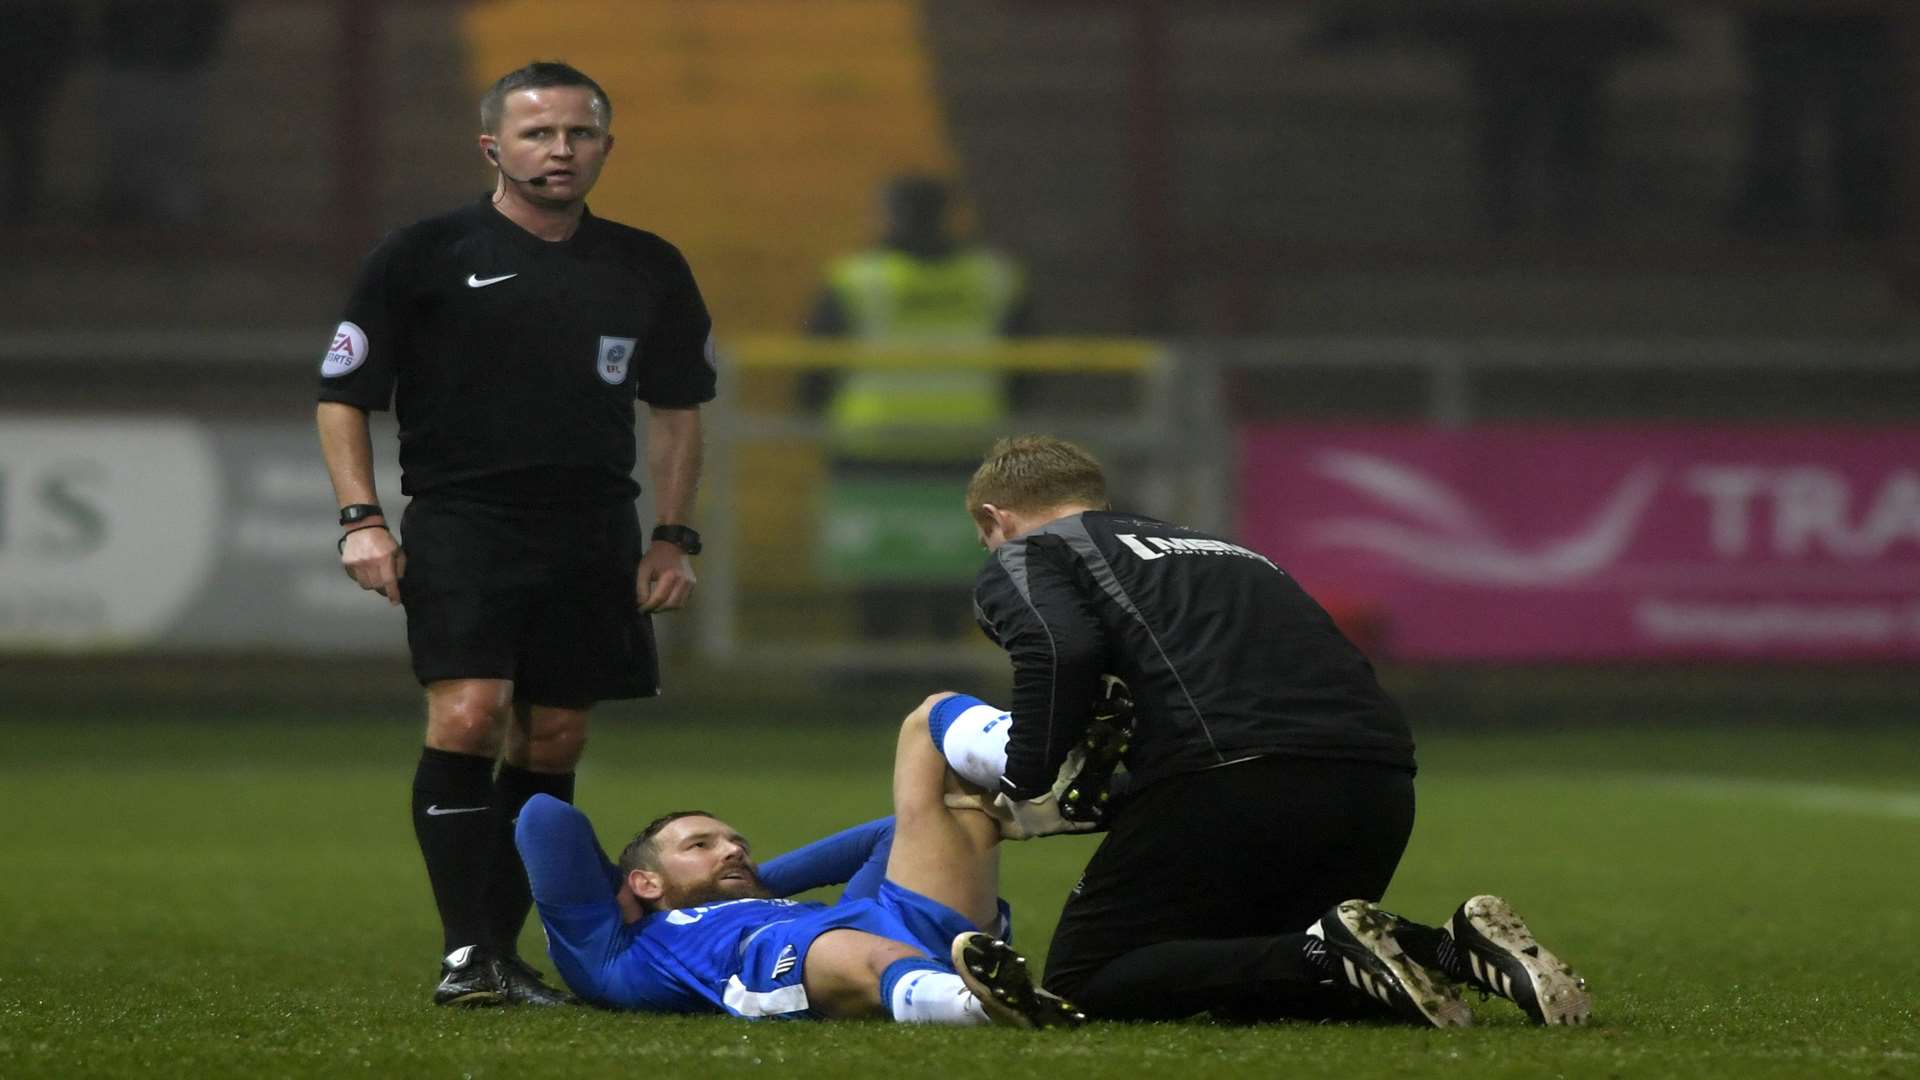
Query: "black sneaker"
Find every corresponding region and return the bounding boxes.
[1446,895,1591,1026]
[950,932,1086,1029]
[1056,675,1135,826]
[1308,900,1472,1028]
[432,946,504,1007]
[494,954,576,1006]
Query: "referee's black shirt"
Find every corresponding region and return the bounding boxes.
[317,199,716,506]
[973,510,1416,800]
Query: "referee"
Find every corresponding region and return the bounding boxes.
[315,62,715,1007]
[960,436,1591,1026]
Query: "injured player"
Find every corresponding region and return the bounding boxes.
[512,692,1085,1027]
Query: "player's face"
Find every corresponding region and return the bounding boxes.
[484,86,613,204]
[646,815,771,909]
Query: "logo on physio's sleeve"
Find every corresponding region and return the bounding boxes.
[321,321,369,377]
[597,335,637,385]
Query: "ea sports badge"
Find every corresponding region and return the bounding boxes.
[597,335,636,385]
[321,321,369,377]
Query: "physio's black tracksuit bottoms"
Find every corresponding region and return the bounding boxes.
[1042,753,1418,1022]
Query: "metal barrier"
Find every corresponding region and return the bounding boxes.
[6,332,1919,663]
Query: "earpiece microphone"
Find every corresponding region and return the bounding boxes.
[487,147,547,187]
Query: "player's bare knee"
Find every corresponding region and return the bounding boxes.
[913,687,960,714]
[864,937,924,978]
[901,692,958,741]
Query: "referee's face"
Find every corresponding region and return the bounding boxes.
[485,86,613,204]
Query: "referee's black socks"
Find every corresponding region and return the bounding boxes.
[486,763,576,959]
[411,746,499,958]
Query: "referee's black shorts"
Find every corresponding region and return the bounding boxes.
[398,497,659,708]
[1040,753,1415,1001]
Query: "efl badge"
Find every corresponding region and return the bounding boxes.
[321,321,368,376]
[597,335,636,385]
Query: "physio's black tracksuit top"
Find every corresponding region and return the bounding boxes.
[972,510,1416,800]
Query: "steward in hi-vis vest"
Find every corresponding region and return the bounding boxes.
[805,176,1033,632]
[821,242,1025,460]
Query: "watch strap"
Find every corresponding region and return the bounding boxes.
[339,503,385,527]
[650,524,702,555]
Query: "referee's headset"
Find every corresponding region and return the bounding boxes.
[486,147,548,187]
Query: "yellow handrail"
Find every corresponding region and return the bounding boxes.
[723,336,1160,373]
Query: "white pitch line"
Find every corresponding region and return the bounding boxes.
[1624,775,1920,821]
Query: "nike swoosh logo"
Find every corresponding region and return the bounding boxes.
[425,804,490,816]
[466,273,518,288]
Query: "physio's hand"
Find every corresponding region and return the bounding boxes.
[636,541,696,612]
[944,791,1031,841]
[993,792,1098,840]
[340,526,405,606]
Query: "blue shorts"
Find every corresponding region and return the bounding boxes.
[727,881,992,1019]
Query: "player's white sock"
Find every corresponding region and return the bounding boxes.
[888,969,991,1026]
[928,696,1009,789]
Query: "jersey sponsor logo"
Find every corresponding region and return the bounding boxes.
[320,321,368,377]
[665,898,797,925]
[466,273,518,288]
[1117,532,1278,570]
[597,335,636,385]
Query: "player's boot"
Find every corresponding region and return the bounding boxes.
[432,945,505,1007]
[493,953,576,1007]
[1055,675,1135,826]
[1308,901,1472,1028]
[1445,895,1591,1026]
[951,932,1086,1029]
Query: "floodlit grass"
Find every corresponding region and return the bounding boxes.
[2,704,1914,1078]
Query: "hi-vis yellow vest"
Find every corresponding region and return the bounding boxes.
[824,247,1024,460]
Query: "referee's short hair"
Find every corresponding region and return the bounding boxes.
[968,435,1109,516]
[481,60,612,133]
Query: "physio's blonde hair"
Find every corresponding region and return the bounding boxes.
[966,435,1108,517]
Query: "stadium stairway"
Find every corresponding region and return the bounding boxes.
[463,0,959,334]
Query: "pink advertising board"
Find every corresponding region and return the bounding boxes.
[1239,426,1920,661]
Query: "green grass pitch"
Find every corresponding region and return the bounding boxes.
[1,702,1914,1078]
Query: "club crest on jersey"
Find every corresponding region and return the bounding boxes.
[321,321,368,376]
[597,335,636,385]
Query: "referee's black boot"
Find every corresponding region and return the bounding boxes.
[493,953,576,1007]
[432,945,505,1007]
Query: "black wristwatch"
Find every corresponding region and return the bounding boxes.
[650,524,702,555]
[338,503,384,527]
